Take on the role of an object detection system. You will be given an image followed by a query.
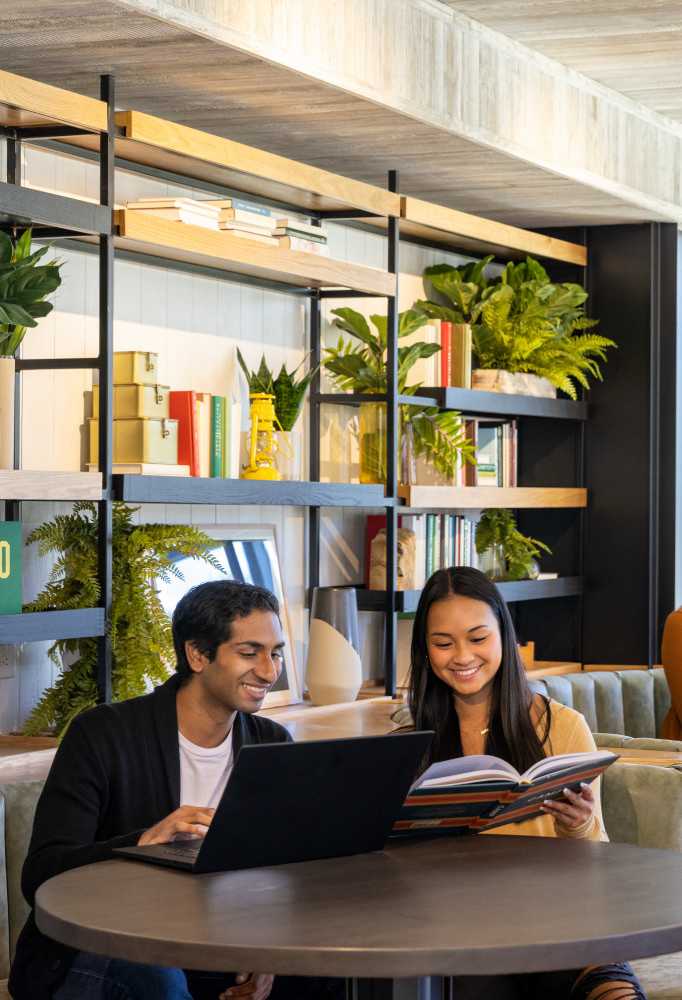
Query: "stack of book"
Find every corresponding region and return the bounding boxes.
[169,387,241,479]
[403,318,472,389]
[405,513,478,583]
[472,419,517,487]
[125,198,329,255]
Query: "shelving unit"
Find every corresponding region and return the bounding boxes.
[2,67,595,704]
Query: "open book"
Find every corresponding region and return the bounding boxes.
[392,749,618,836]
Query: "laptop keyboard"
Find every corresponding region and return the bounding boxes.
[155,842,201,860]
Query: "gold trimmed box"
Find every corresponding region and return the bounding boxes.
[113,351,160,386]
[89,417,178,465]
[93,383,170,419]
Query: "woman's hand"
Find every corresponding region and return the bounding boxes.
[221,973,275,999]
[540,782,595,831]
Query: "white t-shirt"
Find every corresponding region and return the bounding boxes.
[178,727,234,810]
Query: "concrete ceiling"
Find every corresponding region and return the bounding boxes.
[440,1,682,122]
[1,0,679,230]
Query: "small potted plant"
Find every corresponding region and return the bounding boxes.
[0,229,63,468]
[475,509,551,581]
[22,502,223,738]
[416,255,614,400]
[237,349,318,480]
[323,307,474,485]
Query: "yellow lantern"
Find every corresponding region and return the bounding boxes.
[242,392,281,481]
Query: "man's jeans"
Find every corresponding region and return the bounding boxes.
[53,950,345,999]
[53,951,192,999]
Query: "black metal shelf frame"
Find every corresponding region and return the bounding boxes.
[2,75,115,691]
[2,77,589,695]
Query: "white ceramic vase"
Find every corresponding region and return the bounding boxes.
[305,587,362,705]
[0,356,15,470]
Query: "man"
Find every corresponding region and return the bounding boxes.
[10,580,341,1000]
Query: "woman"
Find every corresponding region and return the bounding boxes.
[409,566,645,1000]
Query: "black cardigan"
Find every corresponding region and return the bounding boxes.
[9,675,291,1000]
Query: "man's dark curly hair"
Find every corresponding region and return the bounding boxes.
[172,580,280,680]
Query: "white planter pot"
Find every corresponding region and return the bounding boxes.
[472,369,556,398]
[0,356,15,470]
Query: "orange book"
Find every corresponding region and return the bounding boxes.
[169,391,199,476]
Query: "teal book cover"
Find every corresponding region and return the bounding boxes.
[210,395,225,478]
[0,522,21,615]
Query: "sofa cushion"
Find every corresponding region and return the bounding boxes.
[529,669,671,739]
[0,781,44,971]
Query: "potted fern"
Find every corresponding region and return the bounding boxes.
[416,256,614,400]
[323,307,474,485]
[0,229,63,469]
[237,349,318,480]
[475,509,551,581]
[22,502,223,738]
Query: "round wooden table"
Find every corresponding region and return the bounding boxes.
[36,836,682,982]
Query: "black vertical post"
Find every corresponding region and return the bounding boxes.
[648,224,661,668]
[385,170,400,696]
[6,135,22,522]
[96,74,115,704]
[308,286,322,599]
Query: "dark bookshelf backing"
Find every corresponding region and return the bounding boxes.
[0,609,105,644]
[113,475,393,508]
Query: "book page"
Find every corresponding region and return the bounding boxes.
[522,750,617,784]
[415,754,519,789]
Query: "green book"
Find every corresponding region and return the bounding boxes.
[210,396,225,478]
[0,522,21,615]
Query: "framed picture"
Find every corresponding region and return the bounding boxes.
[155,524,301,708]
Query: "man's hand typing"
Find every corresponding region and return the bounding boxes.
[137,806,215,846]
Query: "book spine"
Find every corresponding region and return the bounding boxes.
[279,236,329,254]
[211,396,225,478]
[169,390,199,476]
[222,395,229,477]
[425,515,433,579]
[440,321,452,388]
[451,324,472,389]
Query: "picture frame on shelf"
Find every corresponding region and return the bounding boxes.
[155,524,301,708]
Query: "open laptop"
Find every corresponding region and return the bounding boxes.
[115,731,433,874]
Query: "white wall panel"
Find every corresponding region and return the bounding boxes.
[3,142,466,731]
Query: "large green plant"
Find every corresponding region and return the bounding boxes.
[416,256,614,400]
[23,503,223,737]
[475,509,551,581]
[323,307,474,479]
[0,229,63,357]
[237,349,318,431]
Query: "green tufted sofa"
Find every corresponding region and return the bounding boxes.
[1,674,682,998]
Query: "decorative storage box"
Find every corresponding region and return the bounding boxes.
[112,351,160,386]
[89,417,178,465]
[93,383,170,419]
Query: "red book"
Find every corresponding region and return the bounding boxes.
[169,390,199,476]
[440,321,452,387]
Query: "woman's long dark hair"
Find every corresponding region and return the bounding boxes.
[408,567,550,772]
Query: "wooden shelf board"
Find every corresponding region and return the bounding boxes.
[424,387,588,421]
[0,470,102,501]
[397,486,587,510]
[356,577,582,613]
[114,475,392,508]
[0,609,105,644]
[113,210,395,296]
[0,69,106,133]
[64,110,400,217]
[400,197,587,266]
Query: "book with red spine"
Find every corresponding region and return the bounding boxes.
[169,390,199,476]
[440,321,452,388]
